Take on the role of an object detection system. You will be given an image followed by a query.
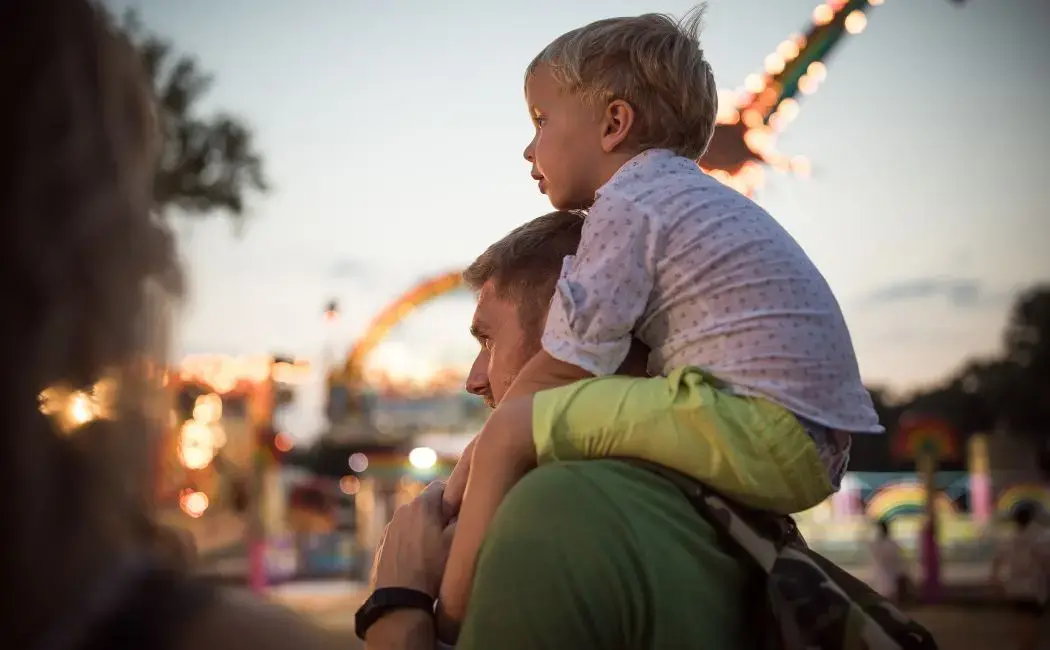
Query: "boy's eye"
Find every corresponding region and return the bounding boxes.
[534,116,547,127]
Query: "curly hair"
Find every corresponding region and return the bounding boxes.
[0,1,184,646]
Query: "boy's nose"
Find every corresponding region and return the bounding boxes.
[523,139,536,163]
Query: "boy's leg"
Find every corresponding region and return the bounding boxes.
[532,366,833,514]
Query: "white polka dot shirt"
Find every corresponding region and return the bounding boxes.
[542,148,882,434]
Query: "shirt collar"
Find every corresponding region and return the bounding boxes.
[596,148,677,198]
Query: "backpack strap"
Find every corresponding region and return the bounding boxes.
[621,458,940,650]
[620,457,802,553]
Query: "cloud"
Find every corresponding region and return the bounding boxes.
[857,276,1009,310]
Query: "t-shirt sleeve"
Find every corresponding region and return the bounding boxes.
[542,190,658,376]
[455,464,642,650]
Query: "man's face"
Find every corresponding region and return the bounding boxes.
[523,65,603,211]
[465,281,541,408]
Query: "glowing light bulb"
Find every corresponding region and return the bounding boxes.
[408,447,438,470]
[807,62,828,82]
[798,74,819,95]
[180,490,209,518]
[777,98,800,123]
[812,4,834,26]
[844,10,868,34]
[777,41,800,61]
[192,393,222,423]
[339,475,361,495]
[349,452,369,472]
[764,53,785,75]
[178,419,216,470]
[68,391,95,427]
[274,432,294,452]
[741,109,763,128]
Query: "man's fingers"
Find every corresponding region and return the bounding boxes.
[420,480,446,504]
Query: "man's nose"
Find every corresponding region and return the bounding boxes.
[465,352,490,397]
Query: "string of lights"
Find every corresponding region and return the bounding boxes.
[701,0,883,196]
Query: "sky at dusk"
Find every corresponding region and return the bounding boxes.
[109,0,1049,437]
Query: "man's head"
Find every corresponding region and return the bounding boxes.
[522,5,718,210]
[463,211,584,407]
[1014,504,1035,530]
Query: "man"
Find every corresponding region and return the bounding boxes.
[364,211,754,649]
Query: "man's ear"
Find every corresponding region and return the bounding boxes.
[599,99,635,153]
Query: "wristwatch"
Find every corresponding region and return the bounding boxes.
[354,587,436,640]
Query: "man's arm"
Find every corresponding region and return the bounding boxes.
[455,463,643,650]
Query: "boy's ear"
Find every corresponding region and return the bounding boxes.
[600,99,635,153]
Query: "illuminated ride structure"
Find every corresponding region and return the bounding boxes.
[327,0,949,407]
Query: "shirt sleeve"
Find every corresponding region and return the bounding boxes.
[542,190,658,376]
[455,464,641,650]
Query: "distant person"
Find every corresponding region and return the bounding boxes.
[441,6,881,621]
[869,519,910,604]
[991,505,1049,650]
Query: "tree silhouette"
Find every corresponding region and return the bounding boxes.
[121,12,269,231]
[849,285,1050,472]
[996,285,1050,434]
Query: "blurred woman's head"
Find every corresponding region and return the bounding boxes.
[0,0,182,646]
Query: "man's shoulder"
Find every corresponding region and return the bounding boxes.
[511,458,668,494]
[461,459,754,650]
[487,458,741,583]
[495,459,689,530]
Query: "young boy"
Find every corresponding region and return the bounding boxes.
[438,7,881,626]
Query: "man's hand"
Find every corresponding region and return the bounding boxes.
[371,481,455,598]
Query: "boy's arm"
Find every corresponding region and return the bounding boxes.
[508,190,658,398]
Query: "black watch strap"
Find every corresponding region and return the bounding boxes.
[354,587,435,641]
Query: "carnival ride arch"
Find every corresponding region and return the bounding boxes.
[331,0,962,391]
[333,270,467,391]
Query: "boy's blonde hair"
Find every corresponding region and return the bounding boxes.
[527,5,718,161]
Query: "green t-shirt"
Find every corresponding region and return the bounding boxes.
[456,459,756,650]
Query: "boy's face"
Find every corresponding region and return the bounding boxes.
[523,65,604,210]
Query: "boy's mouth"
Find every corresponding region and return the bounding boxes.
[532,173,547,194]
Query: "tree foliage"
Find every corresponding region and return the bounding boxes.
[879,284,1050,434]
[853,284,1050,471]
[121,12,269,230]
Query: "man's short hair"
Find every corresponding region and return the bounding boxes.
[526,5,717,161]
[463,210,584,336]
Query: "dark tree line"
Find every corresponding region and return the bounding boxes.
[852,284,1050,472]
